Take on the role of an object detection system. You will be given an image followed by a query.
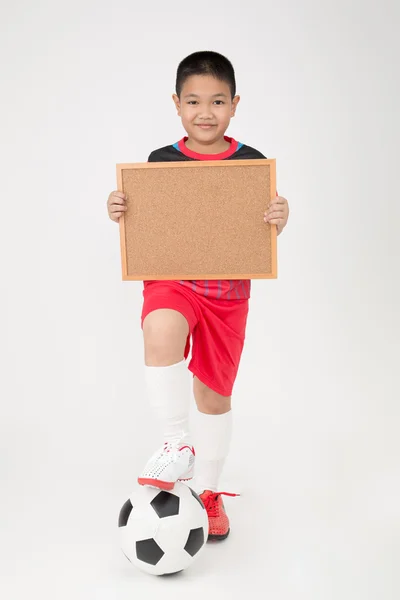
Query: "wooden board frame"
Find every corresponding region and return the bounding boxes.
[116,159,277,281]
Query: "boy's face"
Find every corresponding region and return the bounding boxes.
[172,75,240,148]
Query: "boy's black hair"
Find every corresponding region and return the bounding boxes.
[175,51,236,100]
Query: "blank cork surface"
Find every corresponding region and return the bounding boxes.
[116,159,277,280]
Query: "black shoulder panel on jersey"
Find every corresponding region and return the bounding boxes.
[148,146,184,162]
[232,144,267,160]
[147,143,267,162]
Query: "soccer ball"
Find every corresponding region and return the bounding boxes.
[118,482,209,575]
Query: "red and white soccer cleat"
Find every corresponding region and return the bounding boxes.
[138,440,195,491]
[199,490,239,541]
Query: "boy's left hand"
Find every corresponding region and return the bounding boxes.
[264,196,289,235]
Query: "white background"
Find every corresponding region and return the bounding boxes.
[1,0,399,598]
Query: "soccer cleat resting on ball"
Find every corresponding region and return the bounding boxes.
[199,490,239,541]
[138,440,195,491]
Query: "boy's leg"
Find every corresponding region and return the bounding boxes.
[192,377,232,493]
[143,308,191,442]
[138,307,196,490]
[192,377,236,541]
[188,298,248,539]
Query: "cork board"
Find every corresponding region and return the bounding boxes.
[116,159,277,281]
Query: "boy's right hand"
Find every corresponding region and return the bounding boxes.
[107,191,127,222]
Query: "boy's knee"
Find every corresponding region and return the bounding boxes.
[199,399,231,415]
[143,309,189,366]
[144,344,184,367]
[193,377,231,413]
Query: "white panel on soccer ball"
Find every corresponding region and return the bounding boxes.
[155,515,192,551]
[181,492,209,533]
[155,548,193,575]
[122,510,158,545]
[119,495,159,562]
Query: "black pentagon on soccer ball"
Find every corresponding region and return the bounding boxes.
[190,487,205,509]
[136,538,165,565]
[150,490,180,518]
[184,527,205,557]
[118,499,133,527]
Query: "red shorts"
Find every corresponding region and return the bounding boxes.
[140,281,249,396]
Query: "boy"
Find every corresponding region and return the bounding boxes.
[107,51,289,541]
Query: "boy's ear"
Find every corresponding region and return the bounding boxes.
[231,95,240,116]
[172,94,181,115]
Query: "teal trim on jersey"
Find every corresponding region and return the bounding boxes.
[173,142,243,152]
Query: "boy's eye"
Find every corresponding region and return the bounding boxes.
[187,100,224,105]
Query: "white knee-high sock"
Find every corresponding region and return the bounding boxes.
[192,410,233,493]
[144,359,192,443]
